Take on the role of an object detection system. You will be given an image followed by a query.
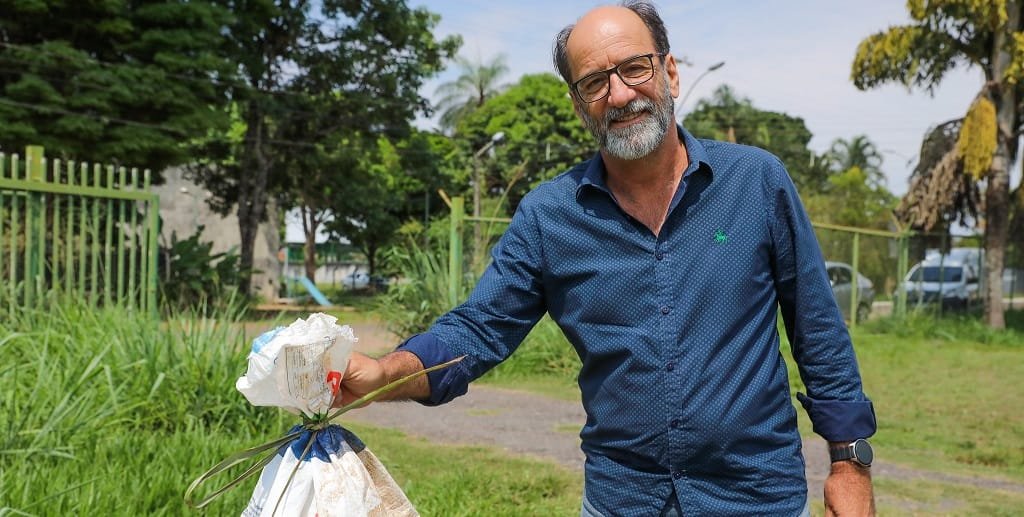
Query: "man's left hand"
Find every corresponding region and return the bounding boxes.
[823,460,875,516]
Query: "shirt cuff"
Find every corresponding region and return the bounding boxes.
[796,393,877,442]
[396,333,471,406]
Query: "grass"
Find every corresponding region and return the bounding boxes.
[0,299,581,515]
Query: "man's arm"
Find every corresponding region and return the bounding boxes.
[764,158,876,513]
[335,350,429,407]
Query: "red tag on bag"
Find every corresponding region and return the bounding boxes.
[326,370,342,397]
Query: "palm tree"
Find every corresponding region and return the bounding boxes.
[828,135,885,187]
[434,54,509,133]
[852,1,1020,328]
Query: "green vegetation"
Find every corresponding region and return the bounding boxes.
[0,301,579,515]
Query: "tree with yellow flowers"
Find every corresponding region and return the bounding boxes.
[852,0,1020,328]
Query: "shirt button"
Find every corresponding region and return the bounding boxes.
[655,251,664,261]
[672,470,683,480]
[660,306,670,315]
[666,362,675,372]
[670,419,681,428]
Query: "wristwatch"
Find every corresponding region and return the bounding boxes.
[829,438,873,467]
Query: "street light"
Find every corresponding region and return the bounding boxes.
[675,61,725,119]
[472,131,505,269]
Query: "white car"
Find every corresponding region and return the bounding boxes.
[343,272,370,290]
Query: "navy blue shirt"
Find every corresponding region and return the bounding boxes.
[401,126,875,515]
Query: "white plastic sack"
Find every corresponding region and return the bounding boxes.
[241,425,418,517]
[234,313,418,517]
[236,313,357,416]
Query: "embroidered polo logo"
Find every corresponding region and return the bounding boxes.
[713,229,727,243]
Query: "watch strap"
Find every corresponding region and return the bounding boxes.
[829,444,854,463]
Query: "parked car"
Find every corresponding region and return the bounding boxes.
[825,261,875,323]
[898,248,982,311]
[343,271,389,291]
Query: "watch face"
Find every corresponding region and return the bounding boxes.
[853,439,873,465]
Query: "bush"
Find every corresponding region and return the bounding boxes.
[159,226,249,313]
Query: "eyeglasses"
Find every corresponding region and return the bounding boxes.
[571,53,664,103]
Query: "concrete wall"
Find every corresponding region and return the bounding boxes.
[152,167,281,302]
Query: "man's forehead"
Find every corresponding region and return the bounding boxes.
[566,6,653,61]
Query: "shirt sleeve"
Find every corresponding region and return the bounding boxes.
[765,158,877,442]
[398,196,548,405]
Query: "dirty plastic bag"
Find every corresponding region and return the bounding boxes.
[236,313,356,416]
[230,313,419,517]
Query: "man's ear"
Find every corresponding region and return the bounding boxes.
[665,53,681,98]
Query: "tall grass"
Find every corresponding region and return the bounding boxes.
[377,237,472,337]
[0,299,278,514]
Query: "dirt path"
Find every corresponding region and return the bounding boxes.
[334,324,1024,510]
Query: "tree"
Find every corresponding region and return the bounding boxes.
[683,85,824,193]
[851,0,1021,328]
[0,0,233,170]
[191,0,458,294]
[434,54,510,133]
[456,73,592,212]
[827,135,886,188]
[323,131,457,277]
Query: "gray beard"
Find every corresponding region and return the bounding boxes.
[581,78,674,161]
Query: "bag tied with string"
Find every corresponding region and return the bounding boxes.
[233,313,418,517]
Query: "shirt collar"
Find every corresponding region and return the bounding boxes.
[576,124,713,200]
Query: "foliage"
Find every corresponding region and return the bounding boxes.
[957,95,998,179]
[456,73,592,212]
[684,85,822,193]
[851,0,1006,91]
[189,0,460,293]
[322,130,461,276]
[826,135,886,187]
[0,301,580,515]
[0,0,233,170]
[158,226,248,312]
[376,236,472,337]
[434,54,510,133]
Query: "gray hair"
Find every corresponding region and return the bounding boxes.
[552,1,671,86]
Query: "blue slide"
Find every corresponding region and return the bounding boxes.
[297,276,332,306]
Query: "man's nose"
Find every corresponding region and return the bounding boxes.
[606,73,637,108]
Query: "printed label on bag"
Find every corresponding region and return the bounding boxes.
[284,336,336,410]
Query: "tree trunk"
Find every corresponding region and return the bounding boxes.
[236,106,270,296]
[301,204,319,283]
[984,0,1020,329]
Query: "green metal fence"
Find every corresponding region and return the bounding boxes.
[0,145,159,315]
[444,195,912,324]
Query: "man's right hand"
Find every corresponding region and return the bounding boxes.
[335,351,388,407]
[334,350,430,408]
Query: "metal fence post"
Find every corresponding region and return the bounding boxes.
[449,196,464,307]
[25,146,45,307]
[850,232,860,327]
[896,232,909,318]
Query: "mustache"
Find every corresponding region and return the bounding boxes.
[604,98,656,126]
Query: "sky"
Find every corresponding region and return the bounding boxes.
[409,0,994,196]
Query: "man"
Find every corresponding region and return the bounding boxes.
[340,2,876,515]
